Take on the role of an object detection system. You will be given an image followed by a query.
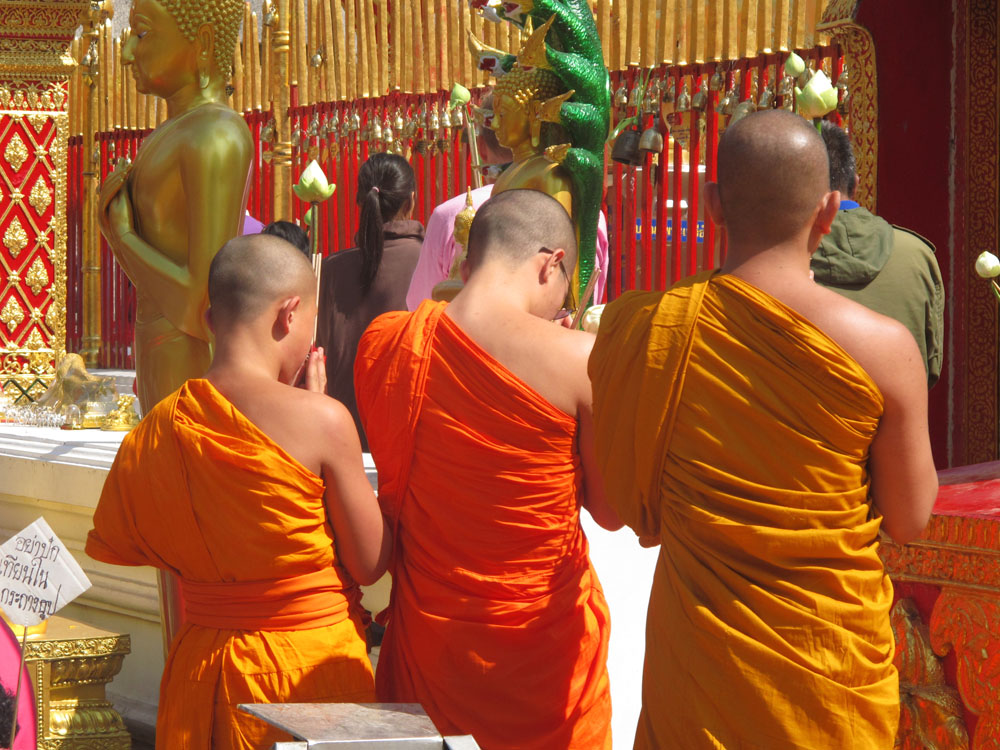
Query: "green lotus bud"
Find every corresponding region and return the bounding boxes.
[784,52,806,79]
[449,82,472,110]
[293,160,336,203]
[975,251,1000,278]
[795,70,837,120]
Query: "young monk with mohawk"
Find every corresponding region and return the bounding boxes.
[591,109,938,748]
[87,234,388,750]
[356,189,620,749]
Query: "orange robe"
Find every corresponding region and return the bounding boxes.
[589,271,898,749]
[355,300,611,750]
[86,379,375,750]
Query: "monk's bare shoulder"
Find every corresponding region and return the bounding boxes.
[803,283,922,395]
[285,386,359,447]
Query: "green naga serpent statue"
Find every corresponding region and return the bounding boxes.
[469,0,611,303]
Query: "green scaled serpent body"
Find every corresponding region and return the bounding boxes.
[494,0,611,302]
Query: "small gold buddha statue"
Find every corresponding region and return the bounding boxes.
[97,0,253,415]
[489,64,575,219]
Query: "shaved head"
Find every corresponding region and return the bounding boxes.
[466,189,577,271]
[716,110,831,247]
[208,233,316,325]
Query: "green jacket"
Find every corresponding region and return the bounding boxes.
[811,207,944,387]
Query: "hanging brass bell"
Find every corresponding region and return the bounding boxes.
[837,90,851,115]
[638,125,664,154]
[836,67,850,90]
[691,81,708,112]
[709,66,724,92]
[758,84,775,109]
[611,127,642,166]
[614,85,628,108]
[730,99,756,125]
[676,84,691,112]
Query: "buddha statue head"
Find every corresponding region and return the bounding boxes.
[491,64,566,154]
[123,0,244,99]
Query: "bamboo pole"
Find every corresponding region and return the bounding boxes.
[345,0,358,99]
[391,0,402,90]
[775,0,790,51]
[364,0,378,96]
[307,0,319,103]
[233,29,245,113]
[758,0,774,53]
[378,0,389,95]
[673,0,685,64]
[332,0,347,98]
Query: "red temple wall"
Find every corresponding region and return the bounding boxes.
[857,0,956,466]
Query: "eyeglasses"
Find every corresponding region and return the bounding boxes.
[538,247,577,321]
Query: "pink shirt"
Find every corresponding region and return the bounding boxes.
[406,185,610,310]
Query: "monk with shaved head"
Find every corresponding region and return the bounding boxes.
[590,109,937,748]
[355,189,619,748]
[87,233,388,750]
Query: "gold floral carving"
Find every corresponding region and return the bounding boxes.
[3,217,28,256]
[880,514,1000,592]
[1,296,24,332]
[4,132,28,171]
[930,589,1000,748]
[817,5,878,213]
[28,176,50,213]
[892,598,969,749]
[25,256,48,294]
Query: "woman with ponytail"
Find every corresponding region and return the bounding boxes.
[317,153,422,450]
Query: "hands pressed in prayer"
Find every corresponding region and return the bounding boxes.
[296,347,327,394]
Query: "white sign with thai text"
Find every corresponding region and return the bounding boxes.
[0,517,91,627]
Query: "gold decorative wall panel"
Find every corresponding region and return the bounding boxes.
[0,0,86,401]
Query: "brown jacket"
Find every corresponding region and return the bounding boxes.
[317,219,423,450]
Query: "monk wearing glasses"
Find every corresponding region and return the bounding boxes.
[355,189,620,749]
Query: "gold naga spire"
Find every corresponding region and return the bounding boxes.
[516,15,554,70]
[452,187,477,250]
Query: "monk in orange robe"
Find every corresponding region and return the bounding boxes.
[589,110,938,749]
[87,234,390,750]
[355,189,620,749]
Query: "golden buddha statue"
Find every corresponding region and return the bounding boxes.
[97,0,253,414]
[488,56,574,218]
[96,0,252,653]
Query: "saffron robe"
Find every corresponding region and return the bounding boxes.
[86,379,375,750]
[589,271,898,749]
[355,300,612,750]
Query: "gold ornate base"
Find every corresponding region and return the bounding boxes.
[23,615,132,750]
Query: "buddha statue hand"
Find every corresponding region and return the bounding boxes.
[97,159,131,245]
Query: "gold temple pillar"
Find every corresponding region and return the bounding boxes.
[78,3,109,368]
[0,0,88,400]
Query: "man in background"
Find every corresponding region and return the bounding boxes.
[811,121,944,386]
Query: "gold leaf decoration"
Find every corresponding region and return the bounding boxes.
[45,302,60,333]
[3,219,29,258]
[1,297,25,333]
[28,113,48,133]
[28,179,51,214]
[4,134,29,172]
[26,258,49,295]
[24,328,45,350]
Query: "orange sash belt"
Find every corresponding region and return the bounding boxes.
[180,568,356,632]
